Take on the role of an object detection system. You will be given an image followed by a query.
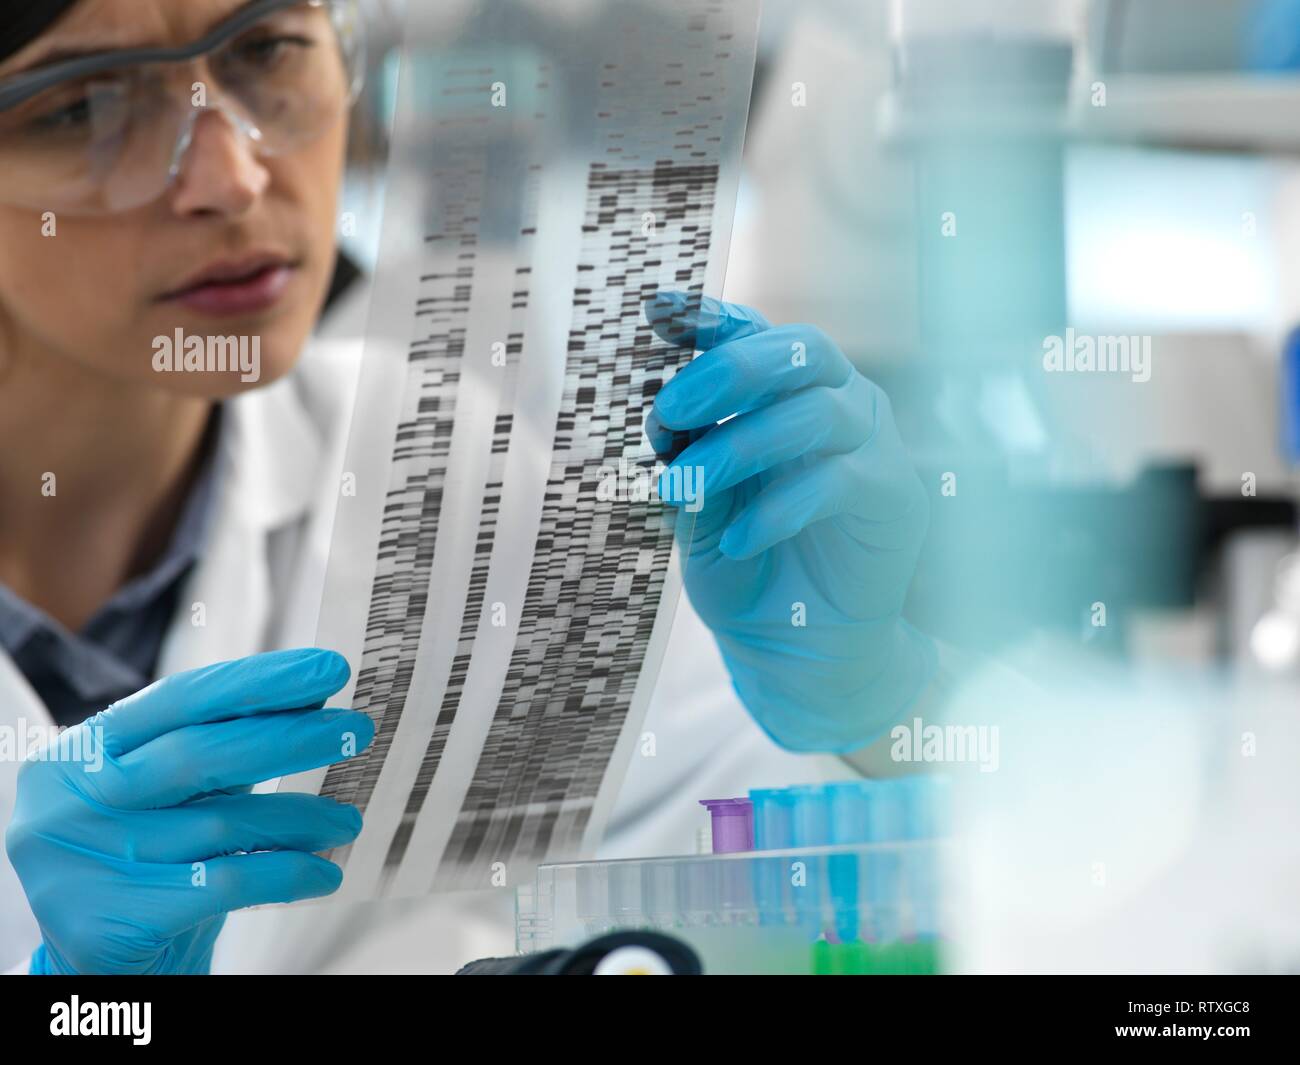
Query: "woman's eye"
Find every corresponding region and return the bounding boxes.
[233,34,314,69]
[29,97,92,134]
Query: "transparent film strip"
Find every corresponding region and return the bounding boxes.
[280,0,759,900]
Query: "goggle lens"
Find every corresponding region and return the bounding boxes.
[0,0,362,214]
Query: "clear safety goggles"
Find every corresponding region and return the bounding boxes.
[0,0,364,215]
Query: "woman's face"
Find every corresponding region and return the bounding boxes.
[0,0,349,398]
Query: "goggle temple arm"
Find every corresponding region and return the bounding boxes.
[0,0,322,114]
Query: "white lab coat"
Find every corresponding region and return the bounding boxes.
[0,330,853,975]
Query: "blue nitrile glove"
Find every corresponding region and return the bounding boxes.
[1246,0,1300,71]
[5,648,373,975]
[646,292,937,752]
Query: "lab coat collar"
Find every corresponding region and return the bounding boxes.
[155,369,327,675]
[217,371,324,532]
[0,645,51,730]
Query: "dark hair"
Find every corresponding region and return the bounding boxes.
[0,2,82,63]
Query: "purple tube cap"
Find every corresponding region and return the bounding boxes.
[699,797,755,854]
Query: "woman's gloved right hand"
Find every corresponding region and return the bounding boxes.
[4,648,372,975]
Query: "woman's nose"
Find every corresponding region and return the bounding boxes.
[167,108,270,218]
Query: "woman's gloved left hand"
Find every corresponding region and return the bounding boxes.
[646,292,937,753]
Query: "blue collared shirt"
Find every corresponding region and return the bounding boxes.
[0,412,222,728]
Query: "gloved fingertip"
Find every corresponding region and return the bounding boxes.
[324,802,364,842]
[651,389,684,430]
[346,711,376,752]
[269,648,350,695]
[644,422,674,455]
[718,525,751,560]
[310,648,351,684]
[644,289,687,313]
[645,290,707,346]
[656,469,685,506]
[323,708,375,755]
[310,857,345,895]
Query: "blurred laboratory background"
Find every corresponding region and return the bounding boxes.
[319,0,1300,973]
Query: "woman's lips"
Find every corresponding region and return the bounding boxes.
[163,262,297,317]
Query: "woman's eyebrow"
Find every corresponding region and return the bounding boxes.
[6,40,137,76]
[2,0,264,77]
